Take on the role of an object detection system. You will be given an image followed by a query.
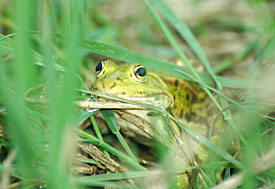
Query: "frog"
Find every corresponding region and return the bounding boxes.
[91,60,225,188]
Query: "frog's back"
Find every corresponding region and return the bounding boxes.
[159,73,221,137]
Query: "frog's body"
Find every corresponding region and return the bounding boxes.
[92,60,224,188]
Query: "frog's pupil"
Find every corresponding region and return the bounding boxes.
[136,67,146,77]
[96,62,103,72]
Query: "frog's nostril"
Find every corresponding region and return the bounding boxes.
[117,77,123,82]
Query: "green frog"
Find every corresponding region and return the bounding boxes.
[91,60,224,188]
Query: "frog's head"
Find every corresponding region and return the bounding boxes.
[91,60,173,109]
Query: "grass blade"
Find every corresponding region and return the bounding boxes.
[79,39,256,89]
[90,114,110,157]
[150,0,221,89]
[101,110,138,162]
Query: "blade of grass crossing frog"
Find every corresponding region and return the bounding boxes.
[144,0,223,112]
[76,129,146,171]
[86,92,245,170]
[88,90,238,121]
[88,90,242,126]
[90,115,110,157]
[101,110,138,163]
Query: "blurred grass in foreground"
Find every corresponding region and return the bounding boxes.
[0,0,274,188]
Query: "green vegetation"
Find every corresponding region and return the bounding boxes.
[0,0,274,188]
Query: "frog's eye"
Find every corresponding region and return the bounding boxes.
[132,65,147,82]
[95,61,106,77]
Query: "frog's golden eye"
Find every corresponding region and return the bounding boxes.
[132,65,147,82]
[95,61,106,77]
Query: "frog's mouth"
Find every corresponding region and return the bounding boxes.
[92,91,173,110]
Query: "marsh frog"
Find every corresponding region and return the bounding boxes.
[91,60,224,187]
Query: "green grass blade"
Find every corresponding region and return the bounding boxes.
[0,0,44,183]
[101,110,138,163]
[90,114,110,157]
[74,110,98,126]
[150,0,221,89]
[79,39,256,89]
